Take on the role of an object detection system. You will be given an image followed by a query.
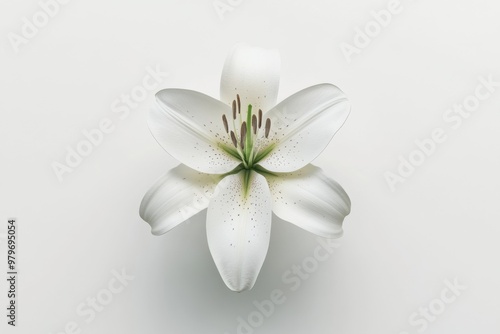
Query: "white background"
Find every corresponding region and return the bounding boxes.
[1,0,499,333]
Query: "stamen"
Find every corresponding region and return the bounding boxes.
[222,114,229,133]
[232,100,237,120]
[252,114,257,134]
[230,131,237,148]
[265,118,271,138]
[226,95,274,167]
[240,122,247,149]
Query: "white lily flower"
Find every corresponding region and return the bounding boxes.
[140,44,351,292]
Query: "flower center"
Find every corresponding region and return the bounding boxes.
[220,94,274,170]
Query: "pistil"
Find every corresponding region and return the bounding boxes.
[222,94,273,169]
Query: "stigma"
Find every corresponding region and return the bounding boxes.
[221,94,272,168]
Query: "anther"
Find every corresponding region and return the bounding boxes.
[252,114,257,134]
[237,94,241,114]
[222,114,229,133]
[230,131,237,148]
[265,118,271,138]
[232,100,237,120]
[240,122,247,149]
[258,109,263,128]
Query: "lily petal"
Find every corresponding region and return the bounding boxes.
[207,171,272,292]
[220,43,281,112]
[150,89,241,174]
[140,164,221,235]
[258,84,350,172]
[266,164,350,238]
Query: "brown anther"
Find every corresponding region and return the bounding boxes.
[222,114,229,133]
[232,100,237,119]
[240,122,247,149]
[230,131,237,148]
[258,109,263,128]
[252,114,257,134]
[265,118,271,138]
[237,94,241,114]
